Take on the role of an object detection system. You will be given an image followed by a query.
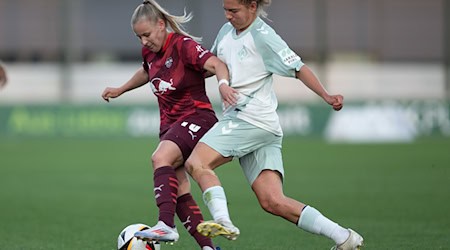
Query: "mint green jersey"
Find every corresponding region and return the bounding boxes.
[211,17,304,136]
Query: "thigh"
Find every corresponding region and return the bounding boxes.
[152,140,184,168]
[251,169,284,201]
[200,118,276,158]
[161,111,217,162]
[239,137,284,185]
[187,142,232,171]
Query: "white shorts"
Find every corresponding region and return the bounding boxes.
[200,117,284,185]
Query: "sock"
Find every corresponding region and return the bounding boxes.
[154,166,178,228]
[298,206,350,245]
[202,186,231,223]
[176,193,214,249]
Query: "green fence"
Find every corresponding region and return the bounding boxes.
[1,101,449,141]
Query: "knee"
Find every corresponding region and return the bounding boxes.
[150,151,162,167]
[259,197,283,216]
[184,157,195,174]
[151,151,177,169]
[185,157,214,181]
[185,157,204,179]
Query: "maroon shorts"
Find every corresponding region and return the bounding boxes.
[161,110,218,162]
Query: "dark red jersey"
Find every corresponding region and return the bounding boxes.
[142,33,216,136]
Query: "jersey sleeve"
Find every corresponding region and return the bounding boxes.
[180,37,214,71]
[211,23,233,55]
[254,24,304,78]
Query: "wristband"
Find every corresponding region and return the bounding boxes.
[218,79,229,86]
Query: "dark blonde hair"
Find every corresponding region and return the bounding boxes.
[131,0,201,42]
[239,0,271,18]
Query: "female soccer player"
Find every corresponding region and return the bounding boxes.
[185,0,364,249]
[101,1,235,249]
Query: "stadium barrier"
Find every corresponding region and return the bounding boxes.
[0,100,449,142]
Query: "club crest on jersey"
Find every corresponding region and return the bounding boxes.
[149,77,176,95]
[217,47,224,57]
[165,57,173,68]
[238,46,249,61]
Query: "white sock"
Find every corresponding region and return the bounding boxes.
[202,186,231,223]
[298,206,350,245]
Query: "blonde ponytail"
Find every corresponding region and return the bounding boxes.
[131,0,202,42]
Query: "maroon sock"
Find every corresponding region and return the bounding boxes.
[177,193,214,249]
[153,166,178,228]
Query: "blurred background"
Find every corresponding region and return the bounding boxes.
[1,1,449,249]
[0,0,449,142]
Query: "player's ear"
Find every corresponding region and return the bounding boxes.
[157,18,165,31]
[249,1,258,12]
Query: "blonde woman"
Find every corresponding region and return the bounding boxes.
[185,1,364,249]
[102,1,235,249]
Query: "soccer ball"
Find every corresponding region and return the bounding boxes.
[117,223,161,250]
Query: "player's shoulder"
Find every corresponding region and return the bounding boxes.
[170,34,200,53]
[172,33,191,44]
[251,17,278,38]
[251,18,288,50]
[222,22,234,31]
[217,22,234,36]
[174,34,201,48]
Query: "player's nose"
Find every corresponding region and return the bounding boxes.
[225,11,232,21]
[141,38,149,46]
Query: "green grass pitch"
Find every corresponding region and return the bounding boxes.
[0,136,449,249]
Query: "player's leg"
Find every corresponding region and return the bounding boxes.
[135,140,183,242]
[247,146,363,249]
[240,144,306,222]
[186,142,230,191]
[185,118,235,225]
[251,170,304,221]
[137,112,220,246]
[185,118,251,240]
[175,168,215,250]
[190,118,279,240]
[185,142,239,240]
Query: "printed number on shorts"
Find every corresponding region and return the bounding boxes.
[181,121,201,132]
[182,121,201,140]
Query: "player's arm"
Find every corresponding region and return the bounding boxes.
[102,67,149,102]
[203,56,238,106]
[295,65,343,111]
[204,70,215,78]
[0,63,7,88]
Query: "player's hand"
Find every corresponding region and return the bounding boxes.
[101,87,122,102]
[325,94,344,111]
[0,65,7,89]
[219,84,238,108]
